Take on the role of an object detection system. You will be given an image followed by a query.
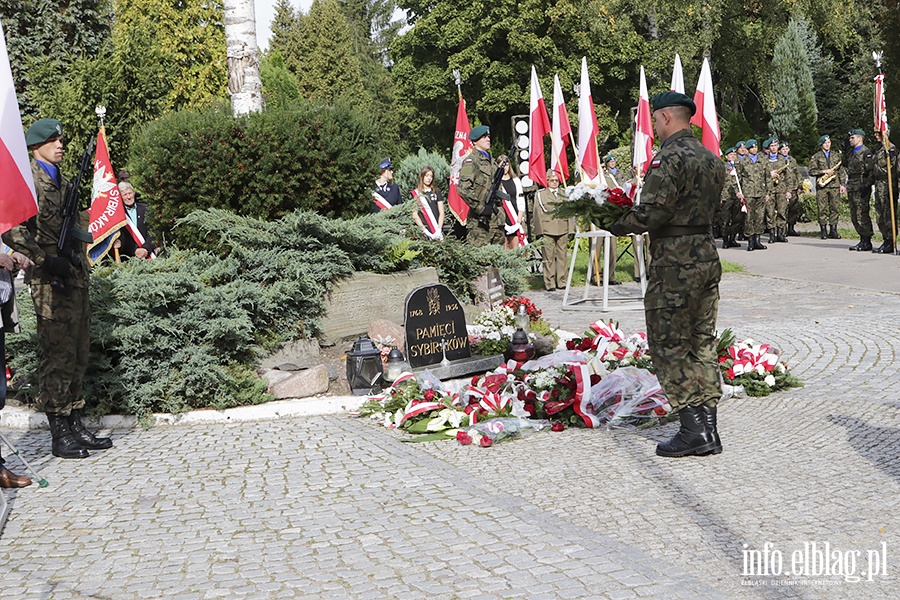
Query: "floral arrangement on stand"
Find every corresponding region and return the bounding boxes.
[550,181,636,231]
[717,329,803,396]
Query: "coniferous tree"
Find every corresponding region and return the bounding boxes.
[769,19,819,160]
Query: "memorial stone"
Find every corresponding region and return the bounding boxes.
[404,284,471,368]
[473,267,505,310]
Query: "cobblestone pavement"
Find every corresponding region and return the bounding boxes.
[2,271,899,599]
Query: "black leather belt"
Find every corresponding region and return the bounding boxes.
[650,225,711,240]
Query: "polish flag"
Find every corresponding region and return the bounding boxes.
[576,57,601,181]
[690,57,721,157]
[633,66,655,176]
[670,54,685,94]
[550,74,571,182]
[447,96,473,224]
[87,128,128,265]
[0,22,38,234]
[528,66,551,188]
[874,73,889,135]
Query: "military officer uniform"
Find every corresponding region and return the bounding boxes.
[2,119,112,459]
[872,133,898,253]
[532,174,574,290]
[807,134,845,239]
[458,126,504,246]
[609,92,726,458]
[844,129,875,251]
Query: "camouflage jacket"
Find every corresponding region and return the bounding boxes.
[1,160,89,288]
[773,155,799,195]
[843,144,874,190]
[873,141,898,181]
[807,150,844,189]
[736,154,773,197]
[613,128,725,237]
[721,161,740,201]
[457,150,496,215]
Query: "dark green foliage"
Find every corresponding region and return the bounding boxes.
[768,19,819,161]
[128,103,382,246]
[260,50,302,110]
[395,148,451,200]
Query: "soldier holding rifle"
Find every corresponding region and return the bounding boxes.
[2,119,113,459]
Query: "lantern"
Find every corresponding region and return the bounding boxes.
[384,347,409,382]
[507,328,536,362]
[346,337,384,395]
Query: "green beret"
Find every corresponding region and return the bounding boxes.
[849,128,865,137]
[25,118,63,147]
[763,137,778,148]
[745,139,757,148]
[779,141,789,150]
[604,155,616,163]
[818,135,830,146]
[724,147,736,155]
[469,125,490,141]
[650,91,696,116]
[735,141,746,149]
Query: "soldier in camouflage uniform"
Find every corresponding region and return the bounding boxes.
[719,147,743,248]
[807,135,845,239]
[871,131,898,254]
[2,119,112,459]
[736,139,773,250]
[458,125,504,246]
[779,142,804,236]
[769,139,796,242]
[609,92,726,458]
[844,129,875,251]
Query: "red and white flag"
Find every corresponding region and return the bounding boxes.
[633,66,655,176]
[690,57,721,157]
[874,73,889,135]
[550,74,571,182]
[528,66,551,188]
[87,128,128,265]
[576,57,601,181]
[0,22,38,234]
[670,54,685,94]
[447,96,473,224]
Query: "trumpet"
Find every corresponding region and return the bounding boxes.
[771,162,789,185]
[817,160,842,186]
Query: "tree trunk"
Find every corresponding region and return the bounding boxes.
[225,0,263,116]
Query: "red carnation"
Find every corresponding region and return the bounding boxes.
[589,374,602,386]
[480,436,493,447]
[523,403,536,417]
[566,340,577,351]
[457,431,473,445]
[551,422,565,432]
[423,389,436,402]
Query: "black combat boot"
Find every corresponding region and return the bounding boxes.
[746,236,755,251]
[68,410,113,450]
[873,239,894,254]
[754,234,767,250]
[656,405,717,457]
[768,230,776,244]
[776,227,788,242]
[820,225,828,239]
[701,405,722,455]
[729,234,741,248]
[850,236,872,251]
[828,225,841,239]
[787,224,799,236]
[47,414,90,459]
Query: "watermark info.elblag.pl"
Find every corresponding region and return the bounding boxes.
[741,541,888,585]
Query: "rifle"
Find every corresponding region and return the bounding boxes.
[477,142,516,231]
[52,137,95,288]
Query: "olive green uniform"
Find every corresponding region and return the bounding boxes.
[719,161,743,240]
[458,150,504,246]
[771,155,797,229]
[872,141,898,244]
[736,156,773,235]
[2,161,91,417]
[533,186,574,290]
[610,129,726,411]
[808,150,844,226]
[844,144,875,239]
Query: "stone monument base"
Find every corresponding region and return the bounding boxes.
[413,354,504,381]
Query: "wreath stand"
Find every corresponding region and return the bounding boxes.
[561,227,649,312]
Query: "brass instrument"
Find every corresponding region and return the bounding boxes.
[771,162,789,185]
[817,160,841,186]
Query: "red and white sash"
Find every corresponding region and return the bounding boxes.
[501,195,528,246]
[412,189,440,237]
[372,190,392,211]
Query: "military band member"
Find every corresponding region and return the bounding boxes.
[608,92,726,458]
[808,135,845,239]
[844,129,875,251]
[736,139,773,250]
[779,142,803,236]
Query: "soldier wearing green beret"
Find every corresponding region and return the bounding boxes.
[736,138,774,250]
[608,92,726,458]
[458,125,504,246]
[2,118,113,459]
[871,130,898,253]
[719,147,743,248]
[844,129,875,251]
[807,135,845,239]
[778,142,803,236]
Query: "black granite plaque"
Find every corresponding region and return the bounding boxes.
[404,284,471,368]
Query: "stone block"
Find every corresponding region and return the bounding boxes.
[368,319,405,350]
[260,338,321,370]
[319,268,439,346]
[263,364,330,399]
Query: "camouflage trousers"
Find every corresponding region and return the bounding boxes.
[719,195,743,235]
[465,212,505,247]
[744,196,768,235]
[786,194,804,225]
[774,193,790,228]
[847,186,874,238]
[816,187,842,226]
[873,179,898,242]
[644,236,722,411]
[31,282,91,416]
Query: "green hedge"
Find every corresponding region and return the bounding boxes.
[128,102,384,247]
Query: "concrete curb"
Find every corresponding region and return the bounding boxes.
[0,395,368,431]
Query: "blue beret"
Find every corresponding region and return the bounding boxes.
[25,118,63,147]
[650,91,696,116]
[469,125,490,141]
[818,135,830,146]
[378,157,393,170]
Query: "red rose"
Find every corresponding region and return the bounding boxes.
[525,390,537,402]
[457,431,472,445]
[480,436,493,447]
[423,389,436,402]
[523,403,536,416]
[551,422,565,432]
[589,374,602,386]
[566,340,576,351]
[550,388,560,399]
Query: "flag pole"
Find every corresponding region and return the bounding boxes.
[873,52,897,254]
